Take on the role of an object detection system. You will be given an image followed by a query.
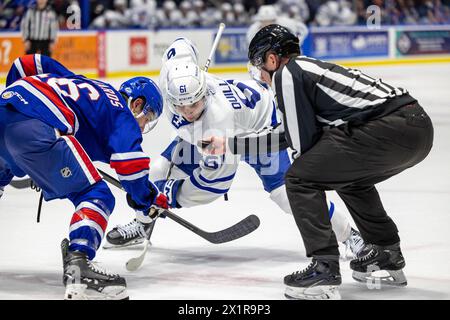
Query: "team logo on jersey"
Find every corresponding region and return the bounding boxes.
[61,167,72,178]
[171,114,190,128]
[1,91,14,99]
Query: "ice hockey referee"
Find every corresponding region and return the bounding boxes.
[203,24,434,300]
[20,0,58,57]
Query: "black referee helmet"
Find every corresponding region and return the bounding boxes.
[248,24,301,68]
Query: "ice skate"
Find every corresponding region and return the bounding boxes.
[350,242,407,287]
[284,257,342,300]
[61,239,129,300]
[104,219,155,249]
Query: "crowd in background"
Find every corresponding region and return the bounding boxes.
[1,0,450,30]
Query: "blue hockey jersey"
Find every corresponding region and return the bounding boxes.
[1,54,154,210]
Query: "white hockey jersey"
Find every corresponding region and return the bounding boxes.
[155,38,280,207]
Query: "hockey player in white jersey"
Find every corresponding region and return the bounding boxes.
[105,38,365,258]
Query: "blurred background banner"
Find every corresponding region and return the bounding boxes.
[305,28,389,59]
[214,29,248,64]
[396,28,450,56]
[2,1,450,81]
[52,32,98,72]
[0,34,24,74]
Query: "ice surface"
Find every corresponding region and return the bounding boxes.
[1,63,449,300]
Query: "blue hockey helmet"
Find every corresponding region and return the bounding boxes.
[119,77,163,133]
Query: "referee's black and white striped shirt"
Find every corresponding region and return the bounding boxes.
[272,56,417,157]
[21,5,58,42]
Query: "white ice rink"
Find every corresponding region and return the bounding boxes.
[0,63,449,300]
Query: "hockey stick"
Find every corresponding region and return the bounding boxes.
[204,22,225,72]
[98,168,260,244]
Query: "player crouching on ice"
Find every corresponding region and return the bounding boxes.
[0,54,167,300]
[105,38,367,260]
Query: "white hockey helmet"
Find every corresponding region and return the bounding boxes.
[166,62,207,109]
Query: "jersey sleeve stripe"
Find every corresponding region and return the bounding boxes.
[12,79,75,133]
[110,158,150,175]
[189,175,229,194]
[198,172,235,184]
[13,58,26,78]
[117,170,149,181]
[34,54,43,74]
[19,55,38,76]
[110,152,148,161]
[24,77,77,133]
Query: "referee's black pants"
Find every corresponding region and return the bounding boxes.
[26,40,52,57]
[285,102,434,257]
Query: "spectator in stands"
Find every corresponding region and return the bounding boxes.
[0,0,30,30]
[126,0,157,29]
[192,0,216,27]
[233,2,249,26]
[20,0,58,57]
[278,0,311,23]
[156,0,181,28]
[214,2,237,26]
[314,0,357,26]
[178,0,198,27]
[90,0,129,29]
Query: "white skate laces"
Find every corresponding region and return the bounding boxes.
[87,259,116,278]
[356,248,377,262]
[343,229,366,259]
[116,219,147,240]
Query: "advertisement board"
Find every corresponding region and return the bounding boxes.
[52,32,98,71]
[214,30,248,64]
[0,34,25,74]
[396,29,450,56]
[310,31,389,59]
[0,32,98,75]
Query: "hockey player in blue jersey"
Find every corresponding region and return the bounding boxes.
[0,54,167,300]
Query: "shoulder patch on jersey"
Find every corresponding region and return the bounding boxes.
[1,91,13,99]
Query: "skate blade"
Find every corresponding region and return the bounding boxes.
[285,285,341,300]
[64,284,129,300]
[352,270,408,287]
[102,238,150,250]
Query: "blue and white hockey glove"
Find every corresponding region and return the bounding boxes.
[154,179,184,209]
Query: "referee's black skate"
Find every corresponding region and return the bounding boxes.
[61,239,128,300]
[104,219,155,249]
[350,242,407,287]
[284,257,342,300]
